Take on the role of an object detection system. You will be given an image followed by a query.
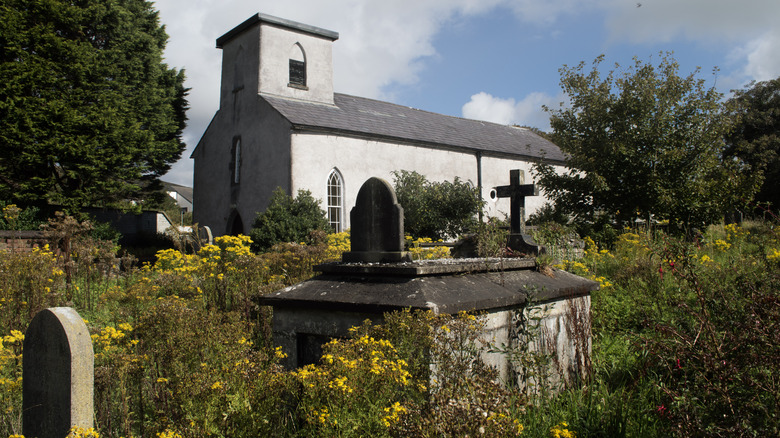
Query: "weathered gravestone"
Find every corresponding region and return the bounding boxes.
[23,307,94,438]
[490,169,544,256]
[342,177,411,263]
[259,176,598,390]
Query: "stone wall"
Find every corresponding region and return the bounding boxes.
[0,230,48,253]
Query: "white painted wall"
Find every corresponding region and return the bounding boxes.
[291,132,562,232]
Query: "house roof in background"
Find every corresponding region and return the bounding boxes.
[162,181,193,203]
[263,93,566,163]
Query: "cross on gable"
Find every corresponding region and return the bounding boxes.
[492,169,538,234]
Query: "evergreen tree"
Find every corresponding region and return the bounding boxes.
[0,0,188,211]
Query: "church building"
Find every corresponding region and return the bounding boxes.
[192,13,566,236]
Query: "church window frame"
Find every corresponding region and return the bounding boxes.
[327,169,344,232]
[231,137,242,185]
[288,43,307,89]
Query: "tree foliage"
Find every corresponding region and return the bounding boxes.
[392,170,482,240]
[725,76,780,214]
[0,0,188,211]
[535,53,754,231]
[249,188,330,252]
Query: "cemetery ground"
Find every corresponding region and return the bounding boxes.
[1,213,779,437]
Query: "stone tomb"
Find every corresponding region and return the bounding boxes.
[259,177,597,388]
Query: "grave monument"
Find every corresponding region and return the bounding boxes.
[259,177,597,389]
[23,307,94,438]
[490,169,544,256]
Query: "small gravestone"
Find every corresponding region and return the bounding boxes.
[491,169,543,256]
[23,307,94,438]
[342,177,412,263]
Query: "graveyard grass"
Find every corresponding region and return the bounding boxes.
[0,214,779,436]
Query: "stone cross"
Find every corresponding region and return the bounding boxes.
[23,307,94,438]
[342,177,412,263]
[492,169,538,234]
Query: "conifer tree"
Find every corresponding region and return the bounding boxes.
[0,0,188,211]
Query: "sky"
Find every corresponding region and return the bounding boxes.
[154,0,780,187]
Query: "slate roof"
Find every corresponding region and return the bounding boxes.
[262,93,566,163]
[162,181,193,204]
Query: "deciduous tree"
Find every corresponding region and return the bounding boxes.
[0,0,188,211]
[535,53,754,231]
[725,77,780,214]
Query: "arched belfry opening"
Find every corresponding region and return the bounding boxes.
[288,43,306,88]
[228,212,244,236]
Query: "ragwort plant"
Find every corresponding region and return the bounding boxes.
[290,310,526,437]
[0,244,66,330]
[0,330,24,436]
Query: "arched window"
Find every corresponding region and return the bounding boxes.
[327,169,343,232]
[232,138,241,184]
[289,43,306,88]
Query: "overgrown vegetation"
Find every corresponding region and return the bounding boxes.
[1,214,778,437]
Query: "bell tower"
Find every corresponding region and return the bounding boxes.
[216,13,339,106]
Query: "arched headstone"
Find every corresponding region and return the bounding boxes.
[342,177,411,263]
[23,307,94,438]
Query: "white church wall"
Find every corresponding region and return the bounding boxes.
[291,133,477,231]
[290,132,558,232]
[193,97,294,235]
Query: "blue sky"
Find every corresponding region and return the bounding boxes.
[155,0,780,186]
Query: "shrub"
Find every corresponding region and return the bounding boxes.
[641,225,780,436]
[249,188,330,252]
[0,202,43,231]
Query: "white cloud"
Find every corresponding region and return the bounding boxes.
[461,91,564,131]
[506,0,591,25]
[602,0,780,44]
[601,0,780,85]
[741,30,780,82]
